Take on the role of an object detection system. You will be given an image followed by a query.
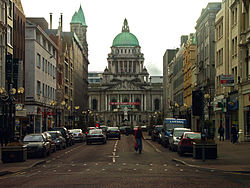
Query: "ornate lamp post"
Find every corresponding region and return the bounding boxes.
[0,85,24,143]
[73,106,80,128]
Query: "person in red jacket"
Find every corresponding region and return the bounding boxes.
[134,125,143,154]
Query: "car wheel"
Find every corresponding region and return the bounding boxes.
[178,149,184,156]
[118,137,121,140]
[169,145,172,151]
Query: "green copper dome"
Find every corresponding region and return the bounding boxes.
[71,5,87,26]
[112,19,139,47]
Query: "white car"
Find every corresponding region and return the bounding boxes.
[169,128,191,151]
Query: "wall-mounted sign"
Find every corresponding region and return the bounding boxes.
[220,75,234,87]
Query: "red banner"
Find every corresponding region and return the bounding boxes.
[109,102,140,105]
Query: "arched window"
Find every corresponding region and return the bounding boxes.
[92,99,98,110]
[135,98,141,111]
[154,99,160,111]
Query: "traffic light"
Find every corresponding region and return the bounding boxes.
[192,90,204,116]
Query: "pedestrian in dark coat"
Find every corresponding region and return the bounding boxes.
[134,125,143,154]
[231,126,238,144]
[218,126,224,141]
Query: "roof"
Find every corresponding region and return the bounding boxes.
[112,19,139,47]
[71,5,87,26]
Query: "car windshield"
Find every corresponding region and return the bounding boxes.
[23,135,43,142]
[108,127,118,131]
[89,129,102,135]
[47,132,57,139]
[69,129,81,133]
[174,130,189,137]
[185,133,201,139]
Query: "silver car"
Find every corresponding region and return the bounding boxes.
[69,129,85,143]
[169,128,191,152]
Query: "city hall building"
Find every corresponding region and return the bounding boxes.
[88,19,163,126]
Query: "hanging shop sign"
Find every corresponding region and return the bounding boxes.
[220,75,234,87]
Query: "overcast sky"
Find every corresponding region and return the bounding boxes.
[22,0,222,75]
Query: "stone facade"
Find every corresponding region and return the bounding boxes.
[88,19,163,127]
[0,0,6,88]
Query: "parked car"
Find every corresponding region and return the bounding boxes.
[43,132,57,152]
[68,129,85,142]
[99,125,108,134]
[86,129,106,145]
[169,128,191,151]
[177,132,201,156]
[85,127,96,134]
[159,128,172,147]
[106,127,121,140]
[151,125,163,142]
[50,127,70,147]
[141,125,147,132]
[46,131,66,150]
[148,125,155,136]
[23,133,51,158]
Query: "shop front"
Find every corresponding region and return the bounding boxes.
[227,92,239,140]
[243,93,250,141]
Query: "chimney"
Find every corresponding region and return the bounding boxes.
[60,13,63,31]
[50,13,52,29]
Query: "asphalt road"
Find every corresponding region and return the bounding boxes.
[0,134,249,188]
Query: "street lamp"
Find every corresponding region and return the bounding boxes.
[73,106,80,128]
[50,100,57,127]
[0,85,25,143]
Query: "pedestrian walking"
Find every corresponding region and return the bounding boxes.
[134,125,143,154]
[218,126,224,141]
[231,125,238,144]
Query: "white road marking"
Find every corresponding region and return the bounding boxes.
[133,169,136,171]
[136,163,139,166]
[180,169,183,172]
[176,164,179,167]
[53,170,56,172]
[102,169,105,171]
[149,169,153,171]
[123,163,126,165]
[164,169,168,171]
[57,165,60,168]
[108,163,112,165]
[96,163,98,165]
[83,163,87,166]
[86,169,90,171]
[164,164,167,166]
[150,164,153,166]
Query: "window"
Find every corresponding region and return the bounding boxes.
[7,26,13,46]
[37,81,41,95]
[8,0,12,17]
[45,85,47,97]
[92,99,98,110]
[42,57,45,71]
[42,83,44,97]
[111,98,117,111]
[45,60,47,73]
[36,53,41,68]
[135,98,141,111]
[154,99,160,111]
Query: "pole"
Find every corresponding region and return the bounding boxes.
[201,90,205,162]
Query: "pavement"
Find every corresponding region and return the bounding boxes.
[0,146,46,176]
[143,132,250,174]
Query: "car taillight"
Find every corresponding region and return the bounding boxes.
[79,133,82,136]
[85,132,88,135]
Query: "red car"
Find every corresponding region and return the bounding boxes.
[177,132,201,156]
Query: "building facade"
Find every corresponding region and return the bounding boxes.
[215,0,250,141]
[195,2,221,131]
[163,49,178,118]
[183,34,196,130]
[88,19,163,127]
[25,18,58,133]
[0,0,7,89]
